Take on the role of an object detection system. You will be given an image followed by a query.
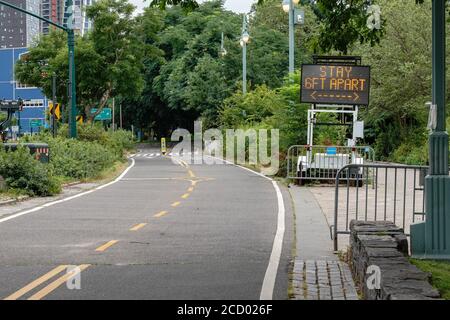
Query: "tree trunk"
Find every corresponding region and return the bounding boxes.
[86,88,112,123]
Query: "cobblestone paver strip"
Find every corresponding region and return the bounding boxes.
[291,260,358,300]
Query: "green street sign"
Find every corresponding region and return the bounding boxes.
[91,108,112,121]
[29,119,43,127]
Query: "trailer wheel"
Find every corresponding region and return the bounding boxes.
[297,162,306,186]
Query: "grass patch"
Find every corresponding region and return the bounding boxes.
[0,189,28,201]
[83,160,129,184]
[411,259,450,300]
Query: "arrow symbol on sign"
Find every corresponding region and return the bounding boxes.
[311,91,317,100]
[353,92,360,102]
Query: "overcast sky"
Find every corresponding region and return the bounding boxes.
[130,0,255,14]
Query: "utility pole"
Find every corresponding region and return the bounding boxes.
[288,0,295,74]
[119,102,123,129]
[67,15,77,139]
[18,109,21,137]
[411,0,450,259]
[52,73,56,137]
[0,0,78,139]
[112,97,115,132]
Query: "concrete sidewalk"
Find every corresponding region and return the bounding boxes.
[289,186,358,300]
[291,187,336,261]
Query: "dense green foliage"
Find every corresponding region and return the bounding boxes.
[122,0,293,135]
[219,0,448,165]
[354,0,450,163]
[151,0,384,54]
[0,147,61,196]
[0,124,135,196]
[22,124,134,180]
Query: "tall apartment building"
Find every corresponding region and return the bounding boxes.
[41,0,65,34]
[0,0,41,48]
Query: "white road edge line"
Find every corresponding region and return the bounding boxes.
[0,157,136,225]
[205,155,285,300]
[260,181,285,300]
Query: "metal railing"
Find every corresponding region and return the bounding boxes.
[287,145,376,182]
[332,164,430,251]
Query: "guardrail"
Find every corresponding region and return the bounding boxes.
[332,164,430,251]
[287,145,375,183]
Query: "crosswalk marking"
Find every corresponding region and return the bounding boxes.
[132,152,164,159]
[132,151,205,159]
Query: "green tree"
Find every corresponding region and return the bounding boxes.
[152,0,242,130]
[355,0,436,159]
[15,0,153,121]
[151,0,384,54]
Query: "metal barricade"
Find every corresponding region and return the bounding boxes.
[287,145,375,183]
[332,164,430,251]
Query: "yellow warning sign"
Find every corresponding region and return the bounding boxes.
[161,138,167,155]
[48,102,61,120]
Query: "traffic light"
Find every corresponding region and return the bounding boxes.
[18,98,23,111]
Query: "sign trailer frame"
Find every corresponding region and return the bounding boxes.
[296,56,371,184]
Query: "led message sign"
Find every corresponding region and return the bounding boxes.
[301,64,371,105]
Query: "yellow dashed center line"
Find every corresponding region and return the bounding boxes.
[28,265,91,300]
[129,223,147,231]
[95,240,119,252]
[4,158,206,300]
[154,210,168,218]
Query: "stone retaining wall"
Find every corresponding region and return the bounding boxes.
[349,220,441,300]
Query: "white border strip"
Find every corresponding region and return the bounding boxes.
[0,158,136,224]
[204,156,286,300]
[260,180,285,300]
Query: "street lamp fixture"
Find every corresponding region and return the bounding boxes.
[241,31,250,44]
[282,0,290,13]
[219,32,228,57]
[283,0,299,12]
[241,14,250,95]
[282,0,302,75]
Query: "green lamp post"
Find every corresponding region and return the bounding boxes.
[411,0,450,259]
[0,0,77,139]
[282,0,300,74]
[240,14,250,95]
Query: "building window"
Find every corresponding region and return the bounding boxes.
[22,100,44,107]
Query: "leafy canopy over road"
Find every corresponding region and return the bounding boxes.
[150,0,384,54]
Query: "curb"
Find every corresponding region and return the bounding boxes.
[0,196,30,207]
[61,181,82,188]
[0,181,82,208]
